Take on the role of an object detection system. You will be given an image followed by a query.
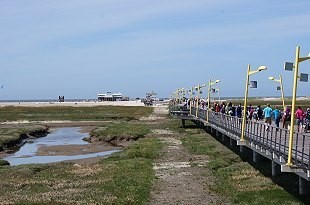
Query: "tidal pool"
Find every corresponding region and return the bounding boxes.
[4,127,120,165]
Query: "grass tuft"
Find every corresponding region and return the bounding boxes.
[90,122,150,142]
[181,131,303,204]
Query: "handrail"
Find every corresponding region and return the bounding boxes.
[169,104,310,170]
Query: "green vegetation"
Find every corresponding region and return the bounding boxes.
[90,122,151,142]
[0,105,160,204]
[0,106,153,150]
[0,106,153,122]
[0,159,10,166]
[182,133,303,205]
[0,137,162,204]
[0,125,48,151]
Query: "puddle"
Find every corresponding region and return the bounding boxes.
[4,127,120,165]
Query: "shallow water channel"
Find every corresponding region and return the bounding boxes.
[4,127,120,165]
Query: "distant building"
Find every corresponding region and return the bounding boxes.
[97,92,123,101]
[142,91,159,105]
[58,96,64,102]
[146,91,158,101]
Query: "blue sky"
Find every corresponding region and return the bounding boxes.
[0,0,309,100]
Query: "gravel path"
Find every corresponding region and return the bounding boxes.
[147,106,230,205]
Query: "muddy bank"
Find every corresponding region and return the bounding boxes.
[4,127,122,166]
[37,142,117,156]
[0,125,49,153]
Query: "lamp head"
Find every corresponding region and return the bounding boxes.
[268,76,274,80]
[258,66,267,71]
[215,80,220,84]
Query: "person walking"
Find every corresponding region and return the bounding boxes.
[305,108,310,133]
[257,105,263,121]
[263,104,273,131]
[272,106,281,131]
[295,106,304,133]
[248,106,254,121]
[236,104,242,118]
[282,106,291,131]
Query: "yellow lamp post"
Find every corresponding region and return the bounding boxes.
[214,88,221,103]
[188,87,194,115]
[178,88,185,103]
[194,84,206,117]
[207,79,220,122]
[170,93,174,103]
[286,46,310,166]
[175,89,181,104]
[176,88,185,104]
[240,65,267,142]
[268,75,285,110]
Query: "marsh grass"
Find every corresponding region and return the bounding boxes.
[90,122,151,142]
[0,106,153,122]
[0,106,152,150]
[0,125,48,151]
[182,133,303,204]
[0,137,162,204]
[149,117,195,133]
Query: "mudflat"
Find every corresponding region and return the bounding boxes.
[36,142,117,156]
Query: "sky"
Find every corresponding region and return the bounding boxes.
[0,0,310,100]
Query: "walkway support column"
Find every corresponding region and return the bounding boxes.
[181,119,185,128]
[230,138,233,146]
[271,160,280,177]
[252,151,260,163]
[299,176,309,195]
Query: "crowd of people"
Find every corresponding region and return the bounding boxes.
[188,99,310,133]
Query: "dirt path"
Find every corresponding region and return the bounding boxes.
[148,106,230,205]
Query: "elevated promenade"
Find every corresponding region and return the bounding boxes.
[170,104,310,195]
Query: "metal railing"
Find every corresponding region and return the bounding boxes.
[171,105,310,170]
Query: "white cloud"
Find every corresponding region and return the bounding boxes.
[0,0,246,54]
[1,0,310,99]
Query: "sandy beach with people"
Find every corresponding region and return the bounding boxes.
[0,100,146,107]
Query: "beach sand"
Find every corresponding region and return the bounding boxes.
[0,100,145,107]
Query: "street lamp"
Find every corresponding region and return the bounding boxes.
[240,65,267,142]
[213,88,221,103]
[285,46,310,166]
[179,88,187,103]
[175,89,181,104]
[207,79,220,122]
[194,84,206,117]
[188,87,194,115]
[268,75,285,110]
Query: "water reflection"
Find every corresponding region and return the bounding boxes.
[4,127,120,165]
